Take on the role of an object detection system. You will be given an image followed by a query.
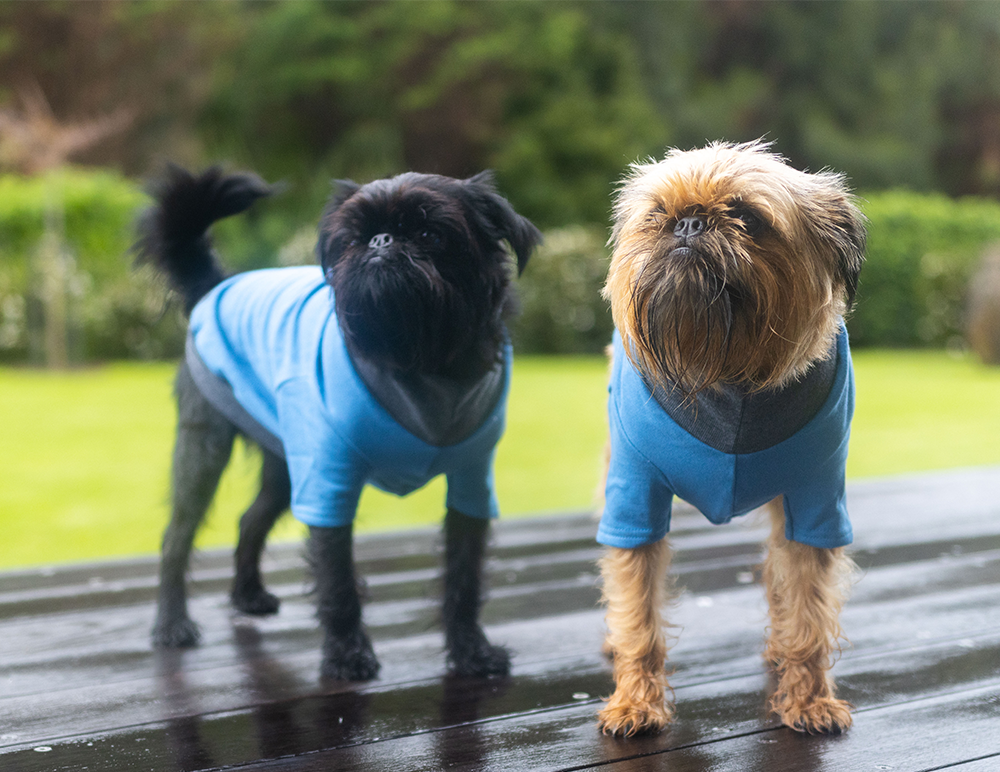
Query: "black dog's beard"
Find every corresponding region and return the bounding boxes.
[331,256,503,380]
[316,170,541,380]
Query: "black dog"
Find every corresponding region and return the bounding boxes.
[136,166,540,680]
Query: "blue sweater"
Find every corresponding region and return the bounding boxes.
[598,324,854,550]
[187,266,510,528]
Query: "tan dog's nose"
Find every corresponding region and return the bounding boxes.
[673,215,705,239]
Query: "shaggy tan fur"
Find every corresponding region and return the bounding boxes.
[598,142,864,737]
[598,539,674,736]
[604,140,864,397]
[763,497,855,733]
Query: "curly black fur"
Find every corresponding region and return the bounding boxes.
[443,508,511,677]
[308,525,380,681]
[134,164,273,313]
[318,171,540,379]
[140,165,531,683]
[151,360,236,648]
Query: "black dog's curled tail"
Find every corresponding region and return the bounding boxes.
[134,165,273,314]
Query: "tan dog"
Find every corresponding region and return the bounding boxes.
[597,141,866,736]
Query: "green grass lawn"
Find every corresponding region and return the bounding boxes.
[1,350,998,569]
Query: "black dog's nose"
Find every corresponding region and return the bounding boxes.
[368,233,393,250]
[674,216,706,240]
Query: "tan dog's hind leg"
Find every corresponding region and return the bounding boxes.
[763,497,854,733]
[598,539,674,736]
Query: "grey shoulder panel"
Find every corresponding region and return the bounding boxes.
[185,335,286,459]
[346,343,506,448]
[645,344,838,454]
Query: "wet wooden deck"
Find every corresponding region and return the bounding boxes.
[2,466,1000,772]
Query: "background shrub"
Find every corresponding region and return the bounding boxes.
[510,225,612,354]
[0,170,188,363]
[852,191,1000,348]
[7,172,1000,363]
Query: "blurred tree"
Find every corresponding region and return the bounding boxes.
[199,1,660,226]
[626,0,1000,195]
[0,79,132,368]
[933,2,1000,197]
[2,0,1000,226]
[0,82,131,176]
[0,0,232,172]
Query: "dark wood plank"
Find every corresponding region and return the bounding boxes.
[1,467,999,771]
[934,759,1000,771]
[9,629,997,772]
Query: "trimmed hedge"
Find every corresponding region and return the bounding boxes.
[510,225,612,354]
[511,192,1000,354]
[852,191,1000,348]
[0,169,187,363]
[4,170,1000,363]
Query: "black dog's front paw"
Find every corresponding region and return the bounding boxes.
[152,615,201,648]
[230,580,281,616]
[321,629,381,681]
[447,625,511,678]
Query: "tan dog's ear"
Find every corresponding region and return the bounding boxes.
[832,203,866,308]
[813,194,867,309]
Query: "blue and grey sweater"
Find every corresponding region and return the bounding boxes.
[599,322,854,550]
[186,266,510,528]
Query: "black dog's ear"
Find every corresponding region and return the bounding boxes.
[328,179,362,211]
[316,179,362,272]
[463,171,542,276]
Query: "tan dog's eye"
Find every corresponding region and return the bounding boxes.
[647,206,668,225]
[731,207,765,237]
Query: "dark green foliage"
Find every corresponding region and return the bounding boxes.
[851,191,1000,348]
[5,2,1000,359]
[7,175,1000,361]
[5,1,1000,224]
[0,170,185,362]
[510,226,613,354]
[623,0,1000,197]
[198,2,660,227]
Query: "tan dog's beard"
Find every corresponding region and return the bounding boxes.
[623,243,751,396]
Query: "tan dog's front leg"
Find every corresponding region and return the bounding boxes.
[763,497,854,733]
[598,539,673,736]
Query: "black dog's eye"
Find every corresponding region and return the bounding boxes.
[418,228,443,247]
[731,207,765,237]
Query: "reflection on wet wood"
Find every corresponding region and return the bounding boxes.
[2,467,1000,771]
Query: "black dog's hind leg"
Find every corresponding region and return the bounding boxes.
[443,508,511,677]
[231,449,291,616]
[153,363,236,647]
[309,524,381,681]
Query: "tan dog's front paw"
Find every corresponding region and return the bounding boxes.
[773,694,853,735]
[598,690,674,737]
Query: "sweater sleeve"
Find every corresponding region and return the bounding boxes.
[276,376,368,528]
[597,387,675,548]
[445,446,499,520]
